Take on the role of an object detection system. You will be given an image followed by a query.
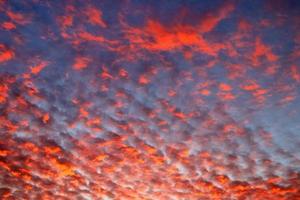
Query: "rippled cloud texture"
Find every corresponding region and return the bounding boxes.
[0,0,300,199]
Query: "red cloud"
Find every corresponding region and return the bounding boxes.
[73,56,90,70]
[198,2,235,33]
[0,44,14,63]
[85,6,107,28]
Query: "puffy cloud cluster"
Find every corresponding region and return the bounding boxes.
[0,0,300,199]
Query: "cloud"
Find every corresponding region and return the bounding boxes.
[0,0,299,199]
[0,44,14,63]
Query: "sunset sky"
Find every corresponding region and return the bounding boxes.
[0,0,300,199]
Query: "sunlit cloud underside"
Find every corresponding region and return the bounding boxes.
[0,0,300,199]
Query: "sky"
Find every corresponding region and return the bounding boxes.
[0,0,300,199]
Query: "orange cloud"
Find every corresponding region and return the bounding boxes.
[60,15,73,29]
[73,56,90,70]
[30,61,49,75]
[42,113,50,124]
[78,31,106,44]
[85,6,107,28]
[198,2,235,33]
[0,84,8,103]
[291,65,300,83]
[49,157,75,177]
[218,92,236,101]
[252,37,278,66]
[1,1,299,199]
[124,19,225,56]
[6,10,30,25]
[0,44,14,63]
[240,81,260,91]
[138,74,150,85]
[219,83,232,91]
[2,21,16,30]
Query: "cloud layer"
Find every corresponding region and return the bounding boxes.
[0,0,300,199]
